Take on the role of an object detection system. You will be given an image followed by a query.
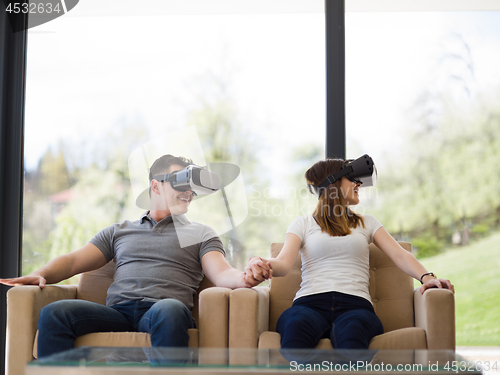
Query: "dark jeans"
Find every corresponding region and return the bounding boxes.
[276,291,384,349]
[37,298,195,358]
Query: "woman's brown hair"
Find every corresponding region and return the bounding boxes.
[305,158,365,236]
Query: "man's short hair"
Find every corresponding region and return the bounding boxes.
[149,154,192,182]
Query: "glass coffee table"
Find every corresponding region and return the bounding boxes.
[26,347,482,374]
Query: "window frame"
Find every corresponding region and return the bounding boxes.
[0,8,28,375]
[9,0,498,369]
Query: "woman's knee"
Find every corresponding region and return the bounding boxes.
[277,306,329,348]
[331,309,383,348]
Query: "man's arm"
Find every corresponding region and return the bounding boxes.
[0,243,108,288]
[201,251,270,288]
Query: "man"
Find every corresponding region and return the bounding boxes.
[1,154,270,357]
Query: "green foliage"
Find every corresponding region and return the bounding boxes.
[186,98,264,267]
[372,87,500,244]
[22,118,149,276]
[472,223,489,235]
[36,147,72,196]
[48,166,132,259]
[418,231,500,346]
[412,235,445,259]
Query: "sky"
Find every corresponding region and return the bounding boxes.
[25,11,326,177]
[24,6,500,195]
[345,11,500,161]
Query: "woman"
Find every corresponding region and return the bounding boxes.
[246,157,454,350]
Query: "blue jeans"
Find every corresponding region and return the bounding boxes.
[276,291,384,349]
[37,298,195,358]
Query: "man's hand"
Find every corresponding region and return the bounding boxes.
[420,278,455,294]
[243,256,273,287]
[0,275,47,288]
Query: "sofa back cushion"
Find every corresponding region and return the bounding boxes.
[77,261,115,305]
[76,260,213,326]
[268,241,414,333]
[368,242,414,332]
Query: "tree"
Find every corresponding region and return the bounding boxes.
[368,33,500,255]
[186,98,264,267]
[22,118,150,277]
[36,146,72,196]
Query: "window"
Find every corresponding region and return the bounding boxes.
[23,1,325,276]
[346,10,500,346]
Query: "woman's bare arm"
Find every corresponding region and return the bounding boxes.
[373,227,454,294]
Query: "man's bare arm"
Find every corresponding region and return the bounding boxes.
[0,243,107,288]
[201,251,270,289]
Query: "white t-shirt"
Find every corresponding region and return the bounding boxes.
[286,214,383,304]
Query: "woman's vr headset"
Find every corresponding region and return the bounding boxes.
[308,154,377,199]
[152,164,220,196]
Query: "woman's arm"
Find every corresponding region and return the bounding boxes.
[373,227,455,294]
[245,233,302,280]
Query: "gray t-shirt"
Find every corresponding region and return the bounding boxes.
[89,212,224,309]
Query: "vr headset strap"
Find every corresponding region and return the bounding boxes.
[151,173,177,183]
[316,165,354,189]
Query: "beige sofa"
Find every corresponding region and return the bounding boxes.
[228,242,455,350]
[5,261,232,375]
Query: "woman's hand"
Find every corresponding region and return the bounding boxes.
[243,256,273,286]
[420,277,455,294]
[0,275,47,288]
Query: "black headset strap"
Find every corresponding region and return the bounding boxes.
[316,165,353,189]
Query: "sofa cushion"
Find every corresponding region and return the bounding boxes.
[258,331,281,349]
[369,242,415,333]
[33,329,199,358]
[258,327,427,351]
[368,327,427,350]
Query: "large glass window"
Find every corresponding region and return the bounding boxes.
[346,11,500,346]
[23,2,325,279]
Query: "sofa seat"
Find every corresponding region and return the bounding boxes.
[32,329,200,358]
[258,326,427,350]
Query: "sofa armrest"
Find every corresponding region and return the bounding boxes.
[6,285,77,375]
[198,287,231,347]
[414,287,455,350]
[229,286,270,348]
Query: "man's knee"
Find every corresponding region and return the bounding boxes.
[146,299,193,328]
[39,300,78,325]
[151,299,190,316]
[141,299,194,345]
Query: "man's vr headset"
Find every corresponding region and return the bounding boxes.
[308,154,377,199]
[152,164,220,196]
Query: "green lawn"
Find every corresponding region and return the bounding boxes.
[417,232,500,346]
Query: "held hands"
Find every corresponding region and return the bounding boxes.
[420,277,455,294]
[0,275,47,288]
[242,256,273,287]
